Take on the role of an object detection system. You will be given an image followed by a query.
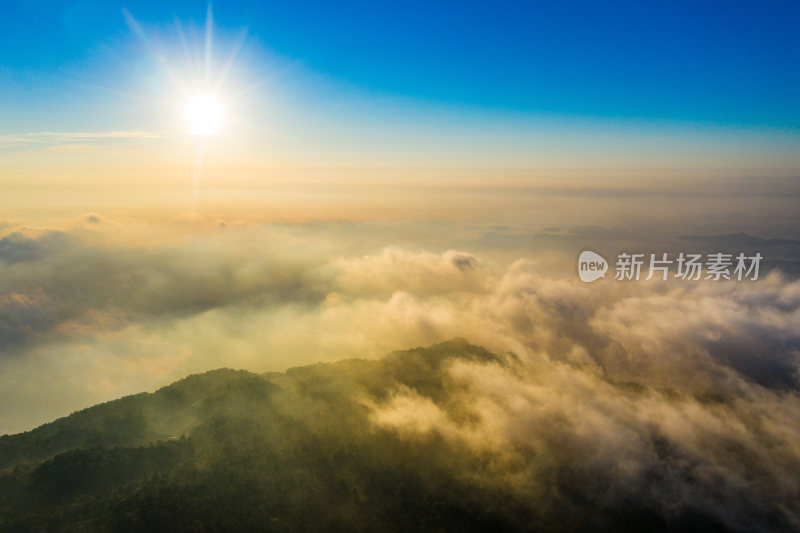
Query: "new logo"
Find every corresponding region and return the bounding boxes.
[578,250,608,282]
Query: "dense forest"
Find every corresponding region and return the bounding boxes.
[0,339,778,532]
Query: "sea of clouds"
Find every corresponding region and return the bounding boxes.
[1,214,799,529]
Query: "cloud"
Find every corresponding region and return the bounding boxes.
[0,226,326,356]
[0,231,72,264]
[1,218,800,530]
[0,131,162,146]
[2,221,799,395]
[329,248,489,296]
[365,327,800,530]
[0,290,58,348]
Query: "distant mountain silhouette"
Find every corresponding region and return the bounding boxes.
[677,232,800,248]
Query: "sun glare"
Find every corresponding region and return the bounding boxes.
[185,93,223,136]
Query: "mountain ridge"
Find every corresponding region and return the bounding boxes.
[0,338,501,473]
[0,338,758,532]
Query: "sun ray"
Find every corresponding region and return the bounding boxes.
[204,5,213,86]
[213,28,249,94]
[174,17,195,77]
[226,60,300,102]
[123,9,186,94]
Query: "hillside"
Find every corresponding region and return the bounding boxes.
[0,339,530,532]
[0,338,783,532]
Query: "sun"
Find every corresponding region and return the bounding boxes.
[125,8,240,139]
[185,92,223,136]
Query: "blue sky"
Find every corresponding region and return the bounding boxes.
[2,0,799,131]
